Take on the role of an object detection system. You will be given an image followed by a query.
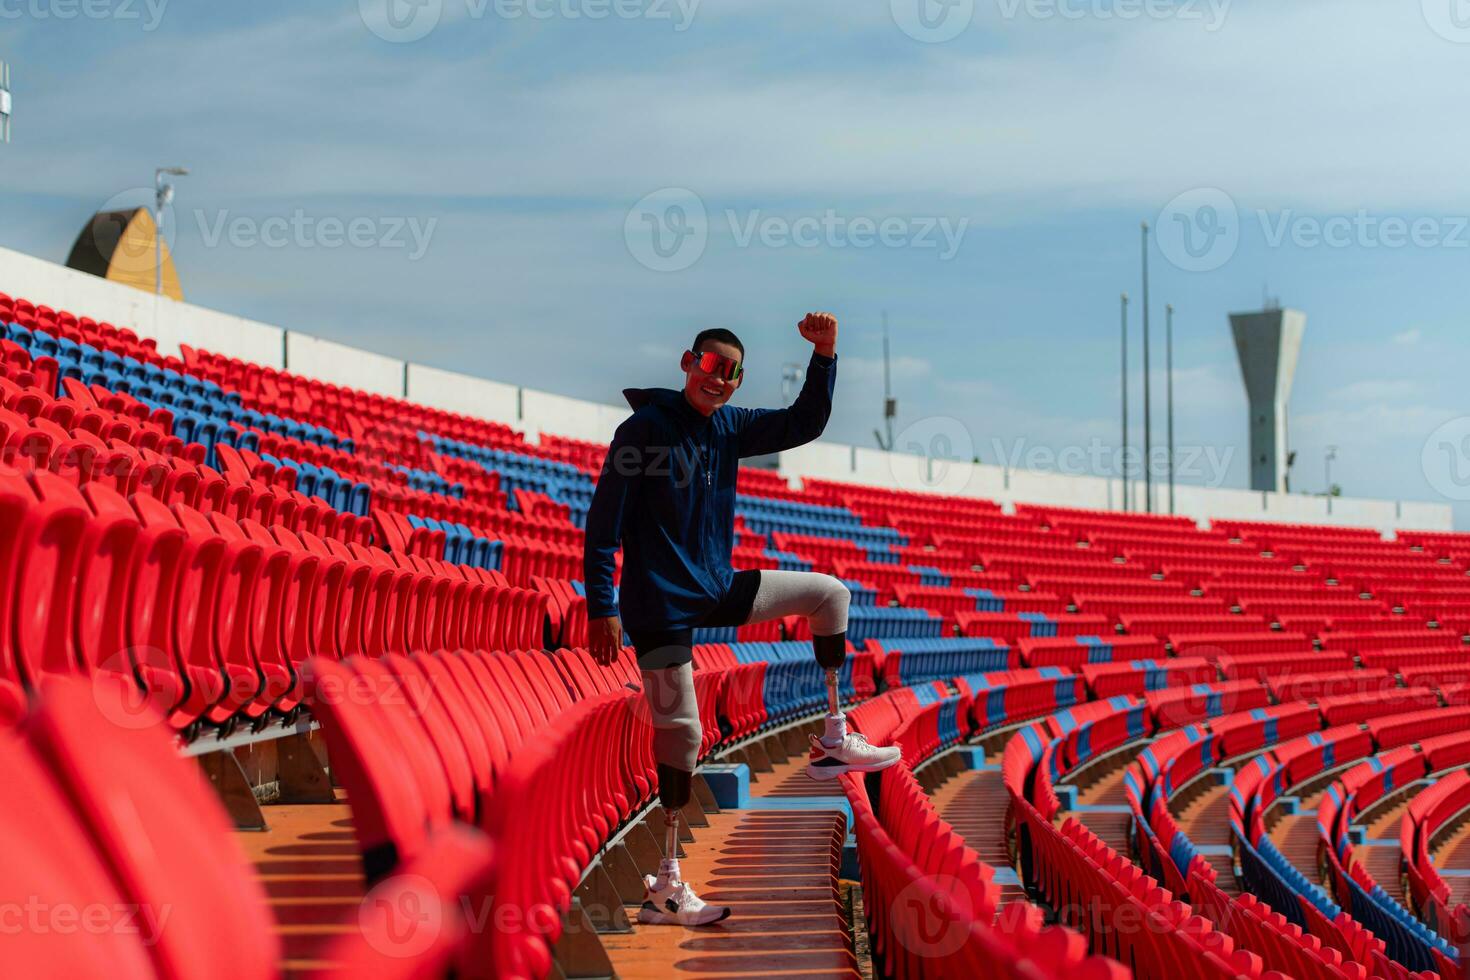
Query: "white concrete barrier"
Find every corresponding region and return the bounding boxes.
[406,364,522,430]
[519,389,629,446]
[285,332,404,398]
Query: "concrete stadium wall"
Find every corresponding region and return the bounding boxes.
[285,332,404,398]
[0,244,1454,533]
[520,389,630,447]
[405,364,522,431]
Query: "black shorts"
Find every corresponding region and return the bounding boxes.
[627,569,762,669]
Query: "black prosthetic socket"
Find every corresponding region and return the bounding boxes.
[813,631,848,671]
[657,763,693,810]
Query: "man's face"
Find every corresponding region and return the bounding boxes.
[681,340,743,416]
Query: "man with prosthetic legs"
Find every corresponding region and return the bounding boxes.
[583,313,900,927]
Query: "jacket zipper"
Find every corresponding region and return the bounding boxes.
[701,427,714,571]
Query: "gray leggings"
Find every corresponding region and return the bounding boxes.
[642,571,850,773]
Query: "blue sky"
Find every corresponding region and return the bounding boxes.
[2,0,1469,525]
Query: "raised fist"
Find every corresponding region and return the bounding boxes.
[798,312,838,357]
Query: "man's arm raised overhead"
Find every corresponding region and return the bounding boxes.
[735,312,839,458]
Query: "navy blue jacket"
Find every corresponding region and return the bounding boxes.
[583,351,836,631]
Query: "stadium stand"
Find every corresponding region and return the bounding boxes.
[5,280,1470,978]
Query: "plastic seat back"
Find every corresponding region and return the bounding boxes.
[0,733,156,979]
[26,677,281,980]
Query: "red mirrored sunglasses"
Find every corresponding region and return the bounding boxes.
[687,349,743,383]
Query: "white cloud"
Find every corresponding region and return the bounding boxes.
[1331,379,1419,403]
[1393,328,1423,345]
[13,1,1470,216]
[840,353,932,386]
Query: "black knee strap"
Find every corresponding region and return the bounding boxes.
[657,763,693,810]
[813,632,848,671]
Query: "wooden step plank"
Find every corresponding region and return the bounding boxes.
[603,755,860,979]
[237,792,364,978]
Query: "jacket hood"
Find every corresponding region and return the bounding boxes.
[623,387,690,412]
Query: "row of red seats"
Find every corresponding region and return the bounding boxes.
[4,673,491,980]
[1073,593,1228,619]
[1171,631,1313,661]
[1145,680,1271,729]
[2,292,165,365]
[1017,634,1165,670]
[956,668,1087,729]
[1079,657,1215,698]
[0,464,544,735]
[844,761,1129,979]
[960,610,1110,643]
[1216,651,1356,682]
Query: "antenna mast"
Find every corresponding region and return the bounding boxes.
[874,311,897,450]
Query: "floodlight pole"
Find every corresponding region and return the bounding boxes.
[1120,292,1130,511]
[1166,303,1175,515]
[1141,221,1153,513]
[876,311,896,451]
[781,362,804,406]
[154,166,189,296]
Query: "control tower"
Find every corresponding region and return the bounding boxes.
[1229,307,1306,493]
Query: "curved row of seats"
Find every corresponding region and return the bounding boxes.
[1132,691,1470,975]
[834,679,1132,978]
[1403,770,1470,940]
[1227,719,1468,973]
[1007,680,1469,978]
[1318,737,1470,968]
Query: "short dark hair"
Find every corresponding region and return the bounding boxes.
[692,327,744,359]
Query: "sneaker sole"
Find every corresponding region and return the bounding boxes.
[804,753,902,780]
[637,904,732,926]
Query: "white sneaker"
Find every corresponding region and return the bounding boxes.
[805,730,902,780]
[638,867,731,926]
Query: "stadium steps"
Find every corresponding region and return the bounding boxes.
[1266,812,1323,891]
[1173,781,1240,896]
[1358,795,1415,906]
[239,791,363,976]
[928,750,1029,909]
[1263,780,1333,891]
[600,753,861,979]
[1062,752,1135,856]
